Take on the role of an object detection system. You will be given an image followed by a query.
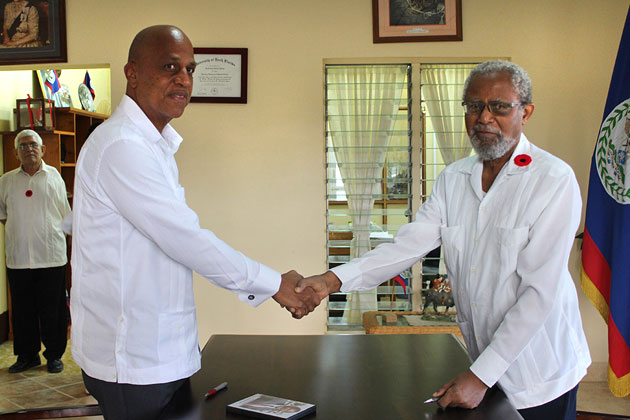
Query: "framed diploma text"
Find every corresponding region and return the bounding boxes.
[191,47,248,103]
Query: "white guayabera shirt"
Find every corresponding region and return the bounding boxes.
[332,134,591,409]
[0,162,70,268]
[70,96,280,385]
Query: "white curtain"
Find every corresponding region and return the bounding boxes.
[423,64,473,164]
[327,65,407,324]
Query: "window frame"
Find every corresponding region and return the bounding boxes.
[323,57,502,331]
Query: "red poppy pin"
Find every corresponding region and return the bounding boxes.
[514,154,532,167]
[25,190,33,197]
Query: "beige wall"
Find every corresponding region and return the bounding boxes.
[60,0,627,364]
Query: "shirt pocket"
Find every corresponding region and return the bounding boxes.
[157,308,197,363]
[495,226,529,278]
[514,328,560,386]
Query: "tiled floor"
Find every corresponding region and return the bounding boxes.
[0,339,628,418]
[0,339,102,418]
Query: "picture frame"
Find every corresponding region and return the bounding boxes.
[36,69,73,107]
[372,0,462,43]
[0,0,67,65]
[191,47,248,104]
[16,98,55,130]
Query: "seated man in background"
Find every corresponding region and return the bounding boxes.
[0,129,71,374]
[297,60,591,420]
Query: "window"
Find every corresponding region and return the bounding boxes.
[325,60,479,330]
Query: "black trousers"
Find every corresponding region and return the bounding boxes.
[518,384,579,420]
[7,266,68,361]
[82,371,194,420]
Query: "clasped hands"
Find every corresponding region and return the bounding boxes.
[272,270,342,319]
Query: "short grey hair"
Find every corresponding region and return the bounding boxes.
[14,129,43,149]
[462,60,533,104]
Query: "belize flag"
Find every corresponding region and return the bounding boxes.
[581,6,630,397]
[83,71,95,99]
[44,70,61,94]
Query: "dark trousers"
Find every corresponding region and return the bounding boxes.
[7,266,68,361]
[82,371,193,420]
[518,384,579,420]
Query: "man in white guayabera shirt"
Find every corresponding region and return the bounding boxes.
[70,25,319,420]
[0,129,71,375]
[295,60,591,420]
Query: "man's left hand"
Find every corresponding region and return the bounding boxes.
[433,369,488,409]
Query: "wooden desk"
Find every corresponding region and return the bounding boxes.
[175,334,522,420]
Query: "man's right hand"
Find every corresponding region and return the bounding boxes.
[273,270,321,318]
[295,271,342,301]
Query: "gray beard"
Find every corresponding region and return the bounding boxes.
[470,131,518,161]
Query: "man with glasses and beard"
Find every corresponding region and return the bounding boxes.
[296,60,591,420]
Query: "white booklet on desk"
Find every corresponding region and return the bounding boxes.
[226,393,315,420]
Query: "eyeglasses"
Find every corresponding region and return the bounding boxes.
[18,142,41,151]
[461,101,525,116]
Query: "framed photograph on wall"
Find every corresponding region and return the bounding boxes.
[191,47,248,104]
[0,0,67,65]
[372,0,462,43]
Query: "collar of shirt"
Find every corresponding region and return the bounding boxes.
[17,160,51,177]
[458,133,533,175]
[461,134,532,200]
[118,95,183,156]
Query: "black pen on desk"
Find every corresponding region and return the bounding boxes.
[204,382,228,399]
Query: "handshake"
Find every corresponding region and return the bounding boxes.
[272,270,342,319]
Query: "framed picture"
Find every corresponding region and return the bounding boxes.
[36,69,73,107]
[372,0,462,43]
[191,47,247,104]
[0,0,67,65]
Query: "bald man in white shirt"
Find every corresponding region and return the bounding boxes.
[71,25,319,420]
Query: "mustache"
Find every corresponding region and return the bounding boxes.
[471,125,501,136]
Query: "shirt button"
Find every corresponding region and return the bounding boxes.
[248,295,255,300]
[471,267,476,273]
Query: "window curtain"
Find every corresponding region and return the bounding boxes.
[422,64,473,164]
[327,65,407,324]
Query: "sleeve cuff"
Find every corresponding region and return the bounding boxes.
[469,345,510,388]
[330,263,364,292]
[236,263,281,307]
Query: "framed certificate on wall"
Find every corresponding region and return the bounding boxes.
[191,47,247,103]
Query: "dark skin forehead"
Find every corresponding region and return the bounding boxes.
[127,25,191,63]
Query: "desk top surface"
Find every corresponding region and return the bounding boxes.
[171,334,521,420]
